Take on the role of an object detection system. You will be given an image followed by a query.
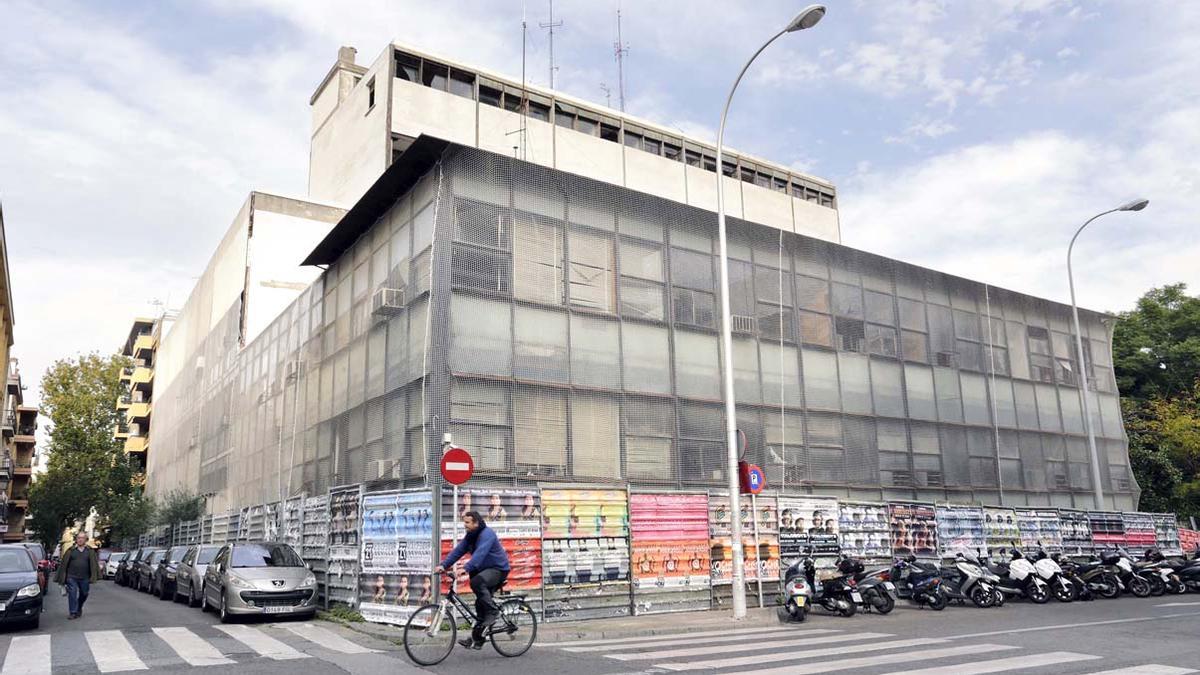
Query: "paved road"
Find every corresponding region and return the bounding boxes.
[2,580,1198,674]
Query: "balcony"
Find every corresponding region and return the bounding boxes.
[13,426,35,444]
[133,334,155,358]
[120,366,133,381]
[117,392,132,409]
[124,435,148,454]
[131,366,154,389]
[114,423,130,440]
[126,401,151,421]
[11,462,31,477]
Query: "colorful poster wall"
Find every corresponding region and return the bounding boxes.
[888,502,939,558]
[1058,509,1094,555]
[1153,514,1182,555]
[838,501,892,563]
[439,487,543,612]
[359,490,434,625]
[1015,509,1064,553]
[1180,528,1199,553]
[301,495,329,603]
[936,504,986,556]
[1122,513,1157,555]
[709,494,779,609]
[629,493,711,615]
[1088,511,1126,549]
[540,488,631,622]
[327,485,363,606]
[778,496,840,578]
[983,507,1020,560]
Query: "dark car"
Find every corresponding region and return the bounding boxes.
[151,546,189,601]
[115,548,144,587]
[135,549,166,593]
[18,543,48,592]
[0,545,43,629]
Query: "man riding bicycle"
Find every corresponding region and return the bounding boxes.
[434,510,511,649]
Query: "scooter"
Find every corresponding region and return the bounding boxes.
[801,556,860,617]
[777,560,814,623]
[841,557,895,614]
[938,550,997,608]
[1141,549,1186,595]
[985,548,1049,604]
[890,556,947,610]
[1110,548,1152,598]
[1031,549,1076,602]
[1049,553,1095,601]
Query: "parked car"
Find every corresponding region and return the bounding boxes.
[0,544,43,629]
[203,542,316,623]
[135,549,166,592]
[115,548,143,587]
[151,546,190,600]
[175,544,221,607]
[105,552,129,580]
[17,543,48,592]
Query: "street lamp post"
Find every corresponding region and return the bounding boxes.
[716,4,826,621]
[1067,198,1148,509]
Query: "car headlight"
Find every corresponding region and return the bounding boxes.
[227,575,253,589]
[16,583,40,599]
[299,573,316,588]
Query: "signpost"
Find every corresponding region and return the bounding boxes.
[738,461,766,495]
[441,445,474,547]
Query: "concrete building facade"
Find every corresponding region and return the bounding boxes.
[3,362,37,541]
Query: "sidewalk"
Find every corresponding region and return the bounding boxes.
[329,605,781,645]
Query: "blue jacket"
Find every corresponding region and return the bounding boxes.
[441,526,510,574]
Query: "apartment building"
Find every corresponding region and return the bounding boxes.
[3,362,37,541]
[117,318,158,473]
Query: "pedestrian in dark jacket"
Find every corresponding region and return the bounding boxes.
[435,510,511,649]
[54,532,100,619]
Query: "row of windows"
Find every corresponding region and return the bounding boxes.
[392,49,837,207]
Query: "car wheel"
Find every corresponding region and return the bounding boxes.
[219,591,233,624]
[159,581,171,601]
[200,588,210,613]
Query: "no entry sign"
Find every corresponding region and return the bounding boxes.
[440,446,474,485]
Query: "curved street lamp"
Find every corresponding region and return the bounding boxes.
[715,4,826,621]
[1068,198,1148,509]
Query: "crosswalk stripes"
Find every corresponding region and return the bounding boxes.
[212,624,310,660]
[281,623,379,654]
[1,635,49,675]
[85,630,147,672]
[552,626,1197,675]
[152,627,234,667]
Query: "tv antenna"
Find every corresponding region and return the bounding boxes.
[600,82,612,108]
[613,2,629,111]
[538,0,563,89]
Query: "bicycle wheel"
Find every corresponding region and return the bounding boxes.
[490,599,537,657]
[404,604,457,666]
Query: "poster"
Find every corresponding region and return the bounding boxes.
[300,495,329,603]
[838,501,892,562]
[888,502,939,558]
[541,488,631,621]
[1015,509,1064,553]
[282,496,305,548]
[327,486,363,606]
[630,494,710,614]
[1088,511,1126,548]
[778,496,840,577]
[359,491,433,625]
[1180,528,1199,554]
[439,487,543,595]
[1121,512,1157,554]
[1058,509,1093,555]
[983,507,1020,560]
[936,504,986,556]
[1153,514,1182,555]
[709,495,779,584]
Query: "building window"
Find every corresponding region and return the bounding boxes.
[568,228,615,312]
[513,215,563,305]
[570,314,620,389]
[802,349,840,411]
[670,247,716,329]
[625,398,675,480]
[421,61,449,90]
[571,393,621,479]
[450,380,509,471]
[513,306,568,383]
[674,330,720,399]
[366,77,376,110]
[799,311,833,347]
[1027,325,1055,383]
[622,322,670,394]
[513,387,567,471]
[395,52,419,82]
[619,239,665,321]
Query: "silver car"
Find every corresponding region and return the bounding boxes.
[174,544,221,607]
[202,542,317,623]
[104,552,128,579]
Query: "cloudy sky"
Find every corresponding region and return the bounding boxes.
[0,0,1197,406]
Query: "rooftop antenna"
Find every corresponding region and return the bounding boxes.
[519,0,529,160]
[600,82,612,108]
[538,0,563,89]
[613,2,629,112]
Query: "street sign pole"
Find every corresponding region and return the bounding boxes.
[452,484,459,548]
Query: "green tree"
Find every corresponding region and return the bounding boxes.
[155,489,204,529]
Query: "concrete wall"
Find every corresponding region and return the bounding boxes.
[308,49,392,206]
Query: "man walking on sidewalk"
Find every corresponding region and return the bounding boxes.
[55,532,100,619]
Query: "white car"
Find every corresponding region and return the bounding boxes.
[105,552,129,579]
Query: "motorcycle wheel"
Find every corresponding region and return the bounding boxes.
[1028,583,1050,604]
[1068,580,1081,601]
[1146,575,1165,597]
[970,585,994,608]
[872,592,895,615]
[1128,576,1151,598]
[926,592,947,611]
[992,588,1006,606]
[1052,583,1074,603]
[1169,578,1187,595]
[838,599,857,617]
[1098,574,1121,599]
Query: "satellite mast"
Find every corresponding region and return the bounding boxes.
[600,82,612,108]
[538,0,563,89]
[613,3,629,112]
[520,1,528,159]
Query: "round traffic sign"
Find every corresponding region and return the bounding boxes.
[746,464,766,494]
[440,446,474,485]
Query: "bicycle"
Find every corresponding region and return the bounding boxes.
[403,570,537,666]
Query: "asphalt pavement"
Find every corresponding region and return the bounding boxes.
[1,579,1197,674]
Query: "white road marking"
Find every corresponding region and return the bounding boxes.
[607,632,890,661]
[656,637,948,672]
[214,624,309,660]
[1083,667,1197,675]
[718,644,1016,675]
[1154,602,1200,607]
[564,628,833,653]
[881,651,1100,675]
[946,611,1200,640]
[152,627,235,667]
[85,630,147,672]
[282,623,378,654]
[1,635,51,675]
[543,625,803,647]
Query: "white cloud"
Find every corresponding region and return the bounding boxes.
[884,118,958,145]
[1057,47,1079,59]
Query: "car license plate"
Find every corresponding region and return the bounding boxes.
[883,582,896,591]
[264,605,292,614]
[850,592,863,602]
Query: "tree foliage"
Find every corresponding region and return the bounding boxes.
[155,489,204,528]
[1114,284,1200,522]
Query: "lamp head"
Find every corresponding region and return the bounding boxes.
[1118,198,1149,212]
[786,5,826,32]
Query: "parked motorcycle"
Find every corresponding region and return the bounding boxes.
[1109,548,1152,598]
[938,550,997,608]
[1031,549,1076,602]
[797,556,860,617]
[890,556,947,610]
[1135,549,1178,596]
[841,557,895,614]
[985,548,1049,603]
[1049,553,1096,601]
[777,560,815,623]
[1150,549,1200,593]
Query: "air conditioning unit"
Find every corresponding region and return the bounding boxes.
[935,351,957,367]
[889,470,914,487]
[371,288,406,316]
[731,315,756,334]
[924,471,944,486]
[1054,474,1069,489]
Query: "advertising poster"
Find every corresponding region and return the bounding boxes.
[838,501,892,562]
[282,496,305,548]
[1153,514,1183,555]
[439,488,543,596]
[301,495,329,603]
[983,507,1020,560]
[1121,512,1157,555]
[1088,511,1127,548]
[541,488,631,622]
[1057,509,1093,555]
[1015,509,1064,553]
[630,494,710,615]
[778,496,840,577]
[1180,528,1199,554]
[888,502,939,558]
[358,491,433,625]
[709,495,779,584]
[327,486,363,606]
[935,504,986,556]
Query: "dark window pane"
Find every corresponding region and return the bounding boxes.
[672,288,716,328]
[756,266,793,305]
[422,61,449,90]
[624,131,643,149]
[663,143,682,161]
[757,304,794,341]
[670,248,714,290]
[865,291,895,325]
[643,137,661,155]
[395,53,419,82]
[728,260,755,316]
[866,324,897,357]
[448,69,474,98]
[957,340,984,371]
[901,330,928,362]
[796,275,830,312]
[835,317,865,352]
[575,116,598,135]
[600,123,620,142]
[832,283,863,318]
[452,244,510,294]
[479,85,502,107]
[527,99,550,121]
